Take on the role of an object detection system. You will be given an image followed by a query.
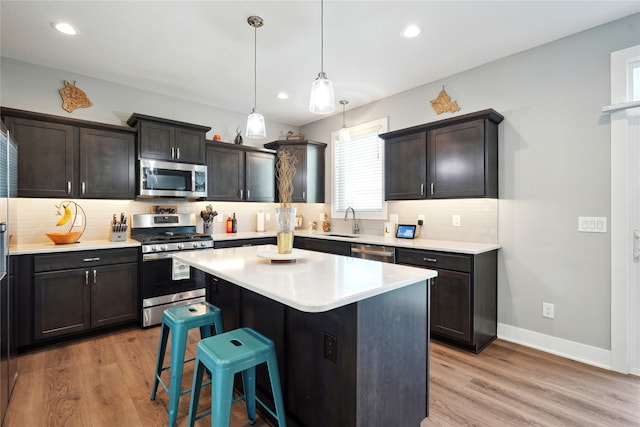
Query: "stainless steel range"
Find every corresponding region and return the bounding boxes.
[131,213,213,327]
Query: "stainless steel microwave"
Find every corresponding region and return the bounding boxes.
[138,159,207,199]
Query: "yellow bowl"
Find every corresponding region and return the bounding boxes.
[45,231,83,244]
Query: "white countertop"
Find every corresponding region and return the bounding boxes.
[212,230,500,255]
[174,245,437,313]
[10,239,140,255]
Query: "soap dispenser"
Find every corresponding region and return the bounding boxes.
[232,213,237,233]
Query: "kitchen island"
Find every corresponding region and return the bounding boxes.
[174,245,437,427]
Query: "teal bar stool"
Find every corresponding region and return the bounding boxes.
[151,301,224,427]
[187,327,286,427]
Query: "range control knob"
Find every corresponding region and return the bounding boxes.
[192,242,199,248]
[151,245,158,252]
[201,241,208,247]
[160,245,167,251]
[177,243,183,250]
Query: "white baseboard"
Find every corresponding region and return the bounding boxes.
[497,323,612,370]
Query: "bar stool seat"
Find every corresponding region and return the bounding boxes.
[187,327,286,427]
[151,301,224,427]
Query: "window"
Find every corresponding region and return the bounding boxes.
[330,117,388,219]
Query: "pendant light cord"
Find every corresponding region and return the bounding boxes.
[320,0,324,74]
[253,23,258,110]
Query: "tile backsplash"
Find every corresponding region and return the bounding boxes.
[13,198,497,245]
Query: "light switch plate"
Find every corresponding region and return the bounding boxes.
[389,214,399,223]
[578,217,607,233]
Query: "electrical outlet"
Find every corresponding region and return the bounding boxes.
[542,302,554,319]
[389,214,399,223]
[418,214,425,222]
[323,333,337,363]
[266,212,271,221]
[452,215,461,227]
[217,214,223,223]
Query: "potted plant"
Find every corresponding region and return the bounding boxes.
[275,148,298,253]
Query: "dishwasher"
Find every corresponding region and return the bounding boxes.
[350,243,396,263]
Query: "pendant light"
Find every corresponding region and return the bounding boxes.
[339,100,351,142]
[246,16,266,139]
[309,0,335,114]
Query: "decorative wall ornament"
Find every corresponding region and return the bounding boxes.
[59,80,93,113]
[430,85,460,114]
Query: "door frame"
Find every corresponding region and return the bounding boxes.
[610,44,640,375]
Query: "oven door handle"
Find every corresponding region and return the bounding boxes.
[143,252,175,261]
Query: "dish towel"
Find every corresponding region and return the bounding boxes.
[172,258,190,281]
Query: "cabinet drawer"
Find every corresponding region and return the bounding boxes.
[396,248,471,273]
[34,248,139,272]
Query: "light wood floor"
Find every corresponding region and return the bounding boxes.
[3,326,639,427]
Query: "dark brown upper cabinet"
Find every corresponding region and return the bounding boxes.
[127,113,210,164]
[1,108,136,199]
[380,109,503,200]
[206,142,275,202]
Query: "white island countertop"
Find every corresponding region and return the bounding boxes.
[174,245,437,313]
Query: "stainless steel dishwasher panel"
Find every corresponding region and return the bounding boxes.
[350,244,396,263]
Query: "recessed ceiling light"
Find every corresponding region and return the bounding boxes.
[277,92,289,100]
[401,25,421,39]
[52,22,77,35]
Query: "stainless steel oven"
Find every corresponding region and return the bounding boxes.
[131,213,213,327]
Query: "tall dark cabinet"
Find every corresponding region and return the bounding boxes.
[264,140,326,203]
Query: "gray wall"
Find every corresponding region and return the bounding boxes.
[301,13,640,351]
[0,57,299,145]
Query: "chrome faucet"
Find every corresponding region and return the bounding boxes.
[344,207,359,234]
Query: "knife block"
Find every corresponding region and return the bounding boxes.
[110,231,127,242]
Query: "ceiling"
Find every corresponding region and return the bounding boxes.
[1,1,638,126]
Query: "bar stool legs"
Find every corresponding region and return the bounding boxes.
[150,302,224,427]
[187,327,286,427]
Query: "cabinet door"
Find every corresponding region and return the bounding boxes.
[206,144,244,201]
[90,262,138,328]
[139,121,173,160]
[246,151,275,202]
[384,132,427,200]
[430,269,472,344]
[288,145,308,202]
[34,269,90,340]
[79,128,135,199]
[175,127,205,164]
[207,275,240,332]
[240,290,285,414]
[5,117,76,198]
[428,120,487,198]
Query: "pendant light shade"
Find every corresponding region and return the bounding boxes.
[339,100,350,142]
[246,16,266,139]
[309,0,335,114]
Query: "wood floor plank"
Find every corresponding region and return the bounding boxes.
[5,328,639,427]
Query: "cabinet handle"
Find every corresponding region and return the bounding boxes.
[81,182,86,195]
[176,147,180,159]
[246,190,250,200]
[171,147,175,159]
[420,184,424,196]
[430,183,434,195]
[85,270,89,285]
[93,269,97,284]
[302,191,306,200]
[82,257,100,262]
[239,189,244,199]
[423,257,437,263]
[67,181,72,195]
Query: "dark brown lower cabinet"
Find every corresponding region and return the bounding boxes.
[17,248,139,346]
[206,274,428,427]
[396,248,497,353]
